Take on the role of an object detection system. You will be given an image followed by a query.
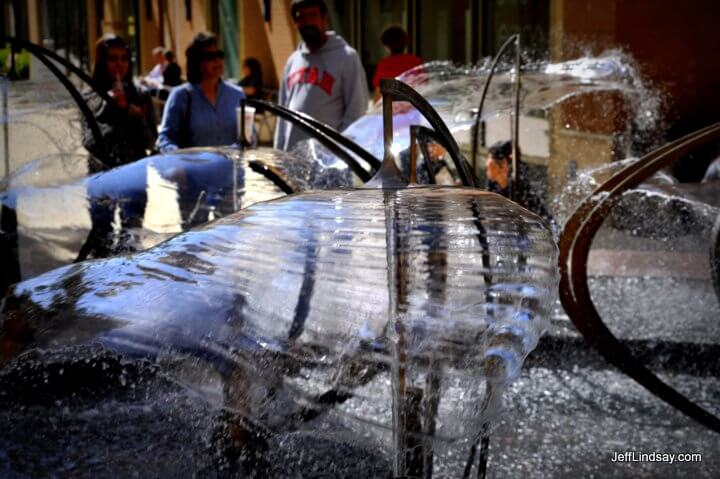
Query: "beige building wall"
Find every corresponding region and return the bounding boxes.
[165,0,211,74]
[254,0,297,92]
[26,0,41,43]
[240,0,286,90]
[547,0,622,199]
[81,0,300,91]
[137,0,163,75]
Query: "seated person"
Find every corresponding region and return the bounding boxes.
[83,35,157,172]
[162,50,183,87]
[156,32,247,152]
[141,46,166,90]
[486,140,554,224]
[238,57,263,100]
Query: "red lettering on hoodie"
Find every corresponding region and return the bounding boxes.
[286,67,335,95]
[319,72,335,95]
[287,67,306,90]
[306,67,319,85]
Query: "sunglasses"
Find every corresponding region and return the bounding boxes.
[200,50,225,62]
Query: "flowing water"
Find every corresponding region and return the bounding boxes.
[3,49,717,477]
[0,186,558,476]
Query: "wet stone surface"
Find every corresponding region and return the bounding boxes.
[490,365,720,478]
[0,347,217,478]
[1,342,718,477]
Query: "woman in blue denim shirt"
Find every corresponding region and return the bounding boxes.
[157,32,246,152]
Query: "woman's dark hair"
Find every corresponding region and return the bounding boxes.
[243,57,262,78]
[185,32,218,84]
[164,50,175,62]
[91,34,133,89]
[381,25,409,55]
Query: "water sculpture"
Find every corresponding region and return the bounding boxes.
[0,78,558,477]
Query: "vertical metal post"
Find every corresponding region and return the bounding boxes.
[510,36,521,203]
[239,99,246,147]
[382,84,405,476]
[409,125,418,184]
[383,90,394,168]
[2,76,9,180]
[366,83,407,187]
[232,153,238,211]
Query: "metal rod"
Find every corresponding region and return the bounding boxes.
[286,227,317,344]
[409,125,418,184]
[383,89,394,170]
[365,87,407,188]
[245,98,380,171]
[411,125,437,185]
[232,153,238,212]
[2,76,8,180]
[412,124,477,187]
[462,381,494,479]
[246,159,297,195]
[382,84,408,472]
[244,99,374,182]
[1,36,112,102]
[477,432,490,479]
[380,79,476,187]
[711,214,720,305]
[470,34,520,175]
[1,36,112,169]
[239,100,246,147]
[510,35,521,203]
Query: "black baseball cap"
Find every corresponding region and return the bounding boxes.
[488,140,512,161]
[290,0,327,18]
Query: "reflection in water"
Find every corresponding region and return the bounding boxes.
[1,186,557,476]
[0,147,353,284]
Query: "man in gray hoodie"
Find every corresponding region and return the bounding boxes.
[274,0,368,151]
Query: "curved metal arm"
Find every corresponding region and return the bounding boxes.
[410,125,435,184]
[243,99,378,182]
[379,79,477,187]
[246,98,380,171]
[559,122,720,433]
[1,36,112,169]
[247,159,298,195]
[470,34,521,194]
[2,37,112,103]
[411,124,477,187]
[712,214,720,305]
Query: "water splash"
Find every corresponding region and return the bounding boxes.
[1,186,558,476]
[342,51,666,163]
